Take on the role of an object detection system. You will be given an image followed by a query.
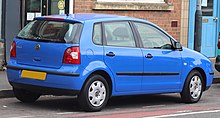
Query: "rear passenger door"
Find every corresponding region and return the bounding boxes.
[103,21,143,92]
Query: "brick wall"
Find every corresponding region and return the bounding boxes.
[74,0,181,40]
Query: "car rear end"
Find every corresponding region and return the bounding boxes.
[215,41,220,72]
[7,17,84,95]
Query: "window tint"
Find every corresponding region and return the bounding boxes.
[93,23,102,45]
[17,20,82,43]
[97,0,165,3]
[103,22,136,47]
[202,0,213,16]
[134,22,172,49]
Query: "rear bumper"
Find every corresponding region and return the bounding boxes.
[215,62,220,72]
[7,64,84,94]
[7,65,80,77]
[215,55,220,72]
[215,63,220,72]
[10,82,80,95]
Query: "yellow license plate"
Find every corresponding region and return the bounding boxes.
[21,70,47,80]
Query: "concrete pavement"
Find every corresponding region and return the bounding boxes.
[0,71,11,90]
[0,58,220,98]
[0,71,13,98]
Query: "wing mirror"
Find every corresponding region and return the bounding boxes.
[174,42,182,51]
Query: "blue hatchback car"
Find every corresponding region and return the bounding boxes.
[7,13,214,111]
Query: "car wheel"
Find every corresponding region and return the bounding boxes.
[180,70,203,103]
[78,75,109,112]
[13,88,41,103]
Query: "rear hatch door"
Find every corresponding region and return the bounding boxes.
[15,19,82,69]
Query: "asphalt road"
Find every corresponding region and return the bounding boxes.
[1,84,220,118]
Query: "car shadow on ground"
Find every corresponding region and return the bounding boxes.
[12,93,182,112]
[107,94,182,109]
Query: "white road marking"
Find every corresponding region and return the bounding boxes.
[176,110,192,113]
[143,109,220,118]
[143,105,166,108]
[56,112,74,115]
[10,116,35,118]
[3,105,7,108]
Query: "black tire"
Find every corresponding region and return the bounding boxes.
[78,75,110,112]
[180,70,204,103]
[13,88,41,103]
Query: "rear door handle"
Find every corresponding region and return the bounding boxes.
[145,53,153,58]
[106,52,115,57]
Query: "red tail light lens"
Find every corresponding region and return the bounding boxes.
[218,41,220,49]
[10,41,16,58]
[63,47,80,64]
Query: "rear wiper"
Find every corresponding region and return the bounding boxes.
[153,47,161,49]
[35,38,52,42]
[33,34,43,40]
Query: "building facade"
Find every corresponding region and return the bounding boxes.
[4,0,218,66]
[1,0,184,66]
[1,0,72,64]
[75,0,182,42]
[188,0,219,58]
[0,0,4,68]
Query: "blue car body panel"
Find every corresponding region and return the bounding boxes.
[179,48,214,89]
[141,48,182,91]
[104,46,143,92]
[16,38,74,68]
[7,13,214,97]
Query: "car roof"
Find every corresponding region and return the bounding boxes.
[35,13,146,23]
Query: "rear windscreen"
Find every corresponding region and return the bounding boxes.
[17,20,83,43]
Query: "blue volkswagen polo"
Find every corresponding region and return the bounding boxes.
[7,13,214,111]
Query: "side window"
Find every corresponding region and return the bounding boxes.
[103,22,136,47]
[93,23,102,45]
[134,22,172,49]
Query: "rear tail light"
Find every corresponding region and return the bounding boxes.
[63,47,80,64]
[10,41,16,58]
[218,41,220,49]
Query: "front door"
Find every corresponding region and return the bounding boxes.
[201,0,218,57]
[133,22,182,91]
[103,21,143,92]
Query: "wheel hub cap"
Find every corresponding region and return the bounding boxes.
[190,75,202,99]
[88,81,106,107]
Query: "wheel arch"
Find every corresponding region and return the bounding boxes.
[82,70,113,97]
[187,67,207,91]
